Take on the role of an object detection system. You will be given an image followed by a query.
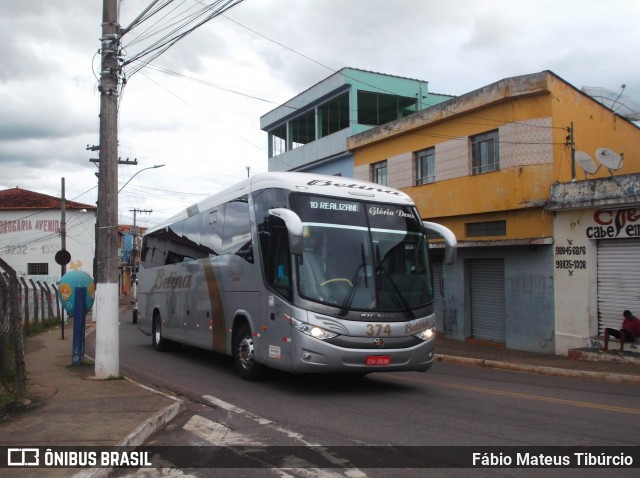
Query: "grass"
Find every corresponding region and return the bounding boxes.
[24,318,62,337]
[0,389,11,410]
[1,318,62,410]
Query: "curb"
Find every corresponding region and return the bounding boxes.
[70,307,187,478]
[71,380,186,478]
[119,379,187,448]
[435,354,640,385]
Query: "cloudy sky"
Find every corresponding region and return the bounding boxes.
[1,0,639,228]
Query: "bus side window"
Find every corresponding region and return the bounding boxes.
[222,197,254,263]
[181,214,210,260]
[164,220,187,265]
[141,228,168,268]
[140,236,149,264]
[201,205,224,256]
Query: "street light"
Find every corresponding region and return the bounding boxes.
[118,164,165,193]
[115,163,164,322]
[93,163,164,378]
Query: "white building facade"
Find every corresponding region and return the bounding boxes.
[547,174,640,354]
[0,187,96,285]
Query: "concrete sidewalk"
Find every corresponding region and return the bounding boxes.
[1,311,639,477]
[435,336,640,384]
[0,319,185,478]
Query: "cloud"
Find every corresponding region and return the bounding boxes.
[0,1,97,82]
[1,0,639,229]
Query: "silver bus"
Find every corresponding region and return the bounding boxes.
[137,172,456,379]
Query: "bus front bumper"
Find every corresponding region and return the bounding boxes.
[289,331,435,374]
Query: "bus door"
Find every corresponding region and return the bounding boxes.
[255,197,295,371]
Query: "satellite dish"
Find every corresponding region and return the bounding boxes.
[581,86,640,121]
[595,148,623,171]
[575,151,599,174]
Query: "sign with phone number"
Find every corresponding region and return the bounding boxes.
[555,243,587,275]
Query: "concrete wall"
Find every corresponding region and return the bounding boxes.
[552,208,596,354]
[505,245,555,352]
[302,155,354,177]
[269,129,351,172]
[442,245,555,354]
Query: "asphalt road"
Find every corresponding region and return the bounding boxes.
[106,320,640,477]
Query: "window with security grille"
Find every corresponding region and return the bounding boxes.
[466,220,506,237]
[415,147,435,185]
[371,160,388,185]
[471,130,499,174]
[28,263,49,275]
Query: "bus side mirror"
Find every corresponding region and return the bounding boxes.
[269,208,303,256]
[422,221,457,265]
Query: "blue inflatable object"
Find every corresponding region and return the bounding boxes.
[58,270,95,316]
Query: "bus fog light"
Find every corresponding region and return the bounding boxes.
[302,352,312,361]
[414,326,436,341]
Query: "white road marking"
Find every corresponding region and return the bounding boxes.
[184,414,263,445]
[202,395,367,478]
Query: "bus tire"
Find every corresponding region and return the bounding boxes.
[234,322,263,380]
[152,315,169,352]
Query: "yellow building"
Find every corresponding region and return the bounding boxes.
[347,70,640,355]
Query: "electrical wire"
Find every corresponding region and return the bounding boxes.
[138,70,266,153]
[122,1,245,79]
[110,2,571,180]
[99,0,616,209]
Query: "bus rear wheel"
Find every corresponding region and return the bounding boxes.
[234,323,263,380]
[152,315,169,351]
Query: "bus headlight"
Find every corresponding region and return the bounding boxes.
[414,326,436,341]
[290,317,338,340]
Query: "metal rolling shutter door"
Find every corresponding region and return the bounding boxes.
[597,239,640,335]
[432,260,444,332]
[470,259,506,343]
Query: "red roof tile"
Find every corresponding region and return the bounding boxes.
[0,187,96,210]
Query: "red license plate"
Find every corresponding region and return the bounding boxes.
[366,355,391,366]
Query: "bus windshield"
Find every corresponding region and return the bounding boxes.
[290,193,432,315]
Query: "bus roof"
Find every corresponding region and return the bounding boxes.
[145,172,415,235]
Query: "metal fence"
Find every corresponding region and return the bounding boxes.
[0,258,62,403]
[17,277,62,330]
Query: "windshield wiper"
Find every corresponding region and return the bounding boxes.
[375,245,416,320]
[339,244,368,316]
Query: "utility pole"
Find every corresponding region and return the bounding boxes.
[95,0,121,379]
[91,0,242,379]
[129,208,152,302]
[60,178,67,279]
[60,178,66,340]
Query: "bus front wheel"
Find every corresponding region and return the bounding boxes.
[234,323,263,380]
